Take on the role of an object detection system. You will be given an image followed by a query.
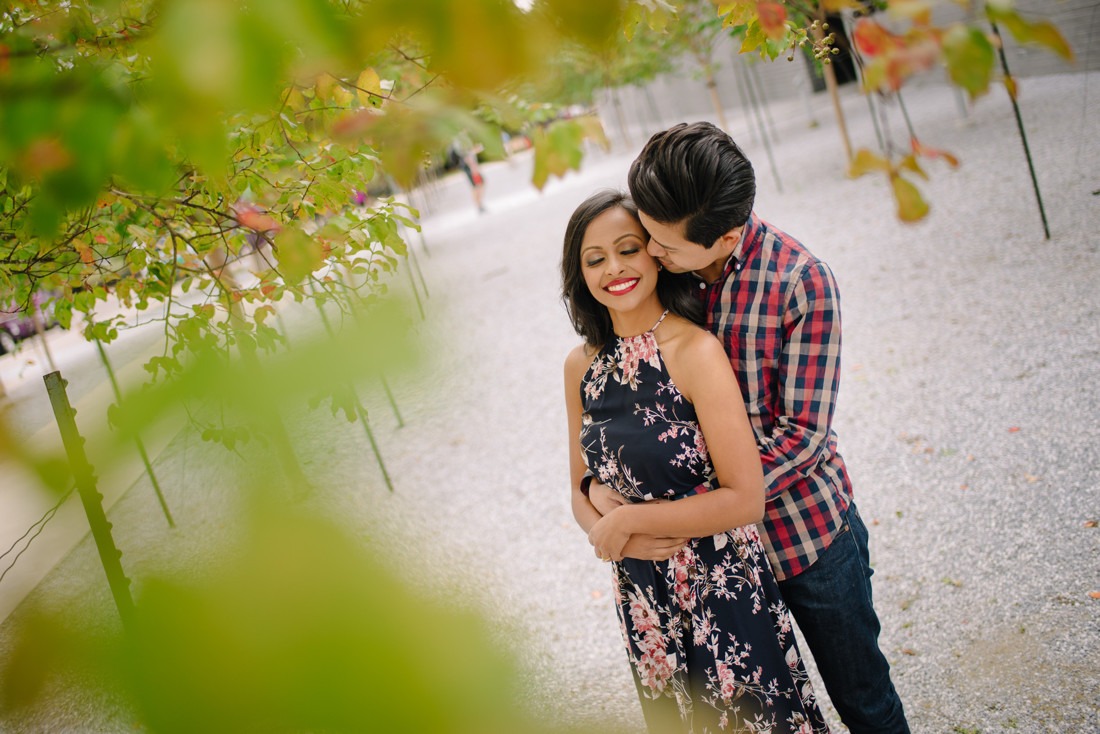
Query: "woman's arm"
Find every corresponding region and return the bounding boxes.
[587,331,765,561]
[565,345,605,537]
[566,347,689,562]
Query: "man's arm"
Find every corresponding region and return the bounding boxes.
[756,260,843,499]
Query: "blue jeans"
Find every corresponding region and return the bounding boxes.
[776,503,910,734]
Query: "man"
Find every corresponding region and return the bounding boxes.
[590,121,910,732]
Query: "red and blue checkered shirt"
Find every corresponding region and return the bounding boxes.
[695,212,852,580]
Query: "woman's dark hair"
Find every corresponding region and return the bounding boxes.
[627,121,756,248]
[561,189,705,348]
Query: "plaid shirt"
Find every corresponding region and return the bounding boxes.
[695,212,852,580]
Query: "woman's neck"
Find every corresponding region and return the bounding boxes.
[608,298,667,338]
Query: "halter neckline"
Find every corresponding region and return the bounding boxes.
[615,309,669,340]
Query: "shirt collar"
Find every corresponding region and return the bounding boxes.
[699,211,760,284]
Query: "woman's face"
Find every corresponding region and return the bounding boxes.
[579,206,660,315]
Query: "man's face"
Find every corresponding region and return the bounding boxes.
[637,212,733,275]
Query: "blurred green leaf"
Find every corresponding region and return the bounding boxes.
[942,25,994,99]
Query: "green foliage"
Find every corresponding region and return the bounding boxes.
[0,0,622,451]
[0,499,571,733]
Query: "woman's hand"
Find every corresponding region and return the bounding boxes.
[589,482,686,561]
[587,507,633,562]
[589,480,627,516]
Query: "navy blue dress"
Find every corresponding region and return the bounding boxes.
[580,316,829,733]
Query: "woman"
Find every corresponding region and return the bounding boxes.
[562,190,828,733]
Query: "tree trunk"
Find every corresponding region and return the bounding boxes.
[705,72,730,132]
[814,24,853,163]
[611,87,632,149]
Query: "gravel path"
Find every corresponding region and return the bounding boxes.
[2,72,1098,733]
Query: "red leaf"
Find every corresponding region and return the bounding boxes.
[853,18,895,57]
[1007,426,1021,433]
[911,136,960,168]
[236,206,280,233]
[756,2,787,40]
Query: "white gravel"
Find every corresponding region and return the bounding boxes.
[2,71,1098,733]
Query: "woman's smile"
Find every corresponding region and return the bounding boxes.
[605,277,639,295]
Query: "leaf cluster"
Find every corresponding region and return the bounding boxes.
[0,0,626,446]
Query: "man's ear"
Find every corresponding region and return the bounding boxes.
[715,226,744,253]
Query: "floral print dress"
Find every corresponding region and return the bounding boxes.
[580,315,829,734]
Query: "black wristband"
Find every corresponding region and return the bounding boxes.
[579,474,594,498]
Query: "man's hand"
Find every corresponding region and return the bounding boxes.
[589,480,627,515]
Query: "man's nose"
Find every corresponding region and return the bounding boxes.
[647,240,665,257]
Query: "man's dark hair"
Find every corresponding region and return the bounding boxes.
[561,189,704,347]
[627,121,756,249]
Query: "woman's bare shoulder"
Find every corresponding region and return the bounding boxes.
[659,315,724,360]
[658,317,730,400]
[564,342,598,383]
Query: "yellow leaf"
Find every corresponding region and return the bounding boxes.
[331,84,354,107]
[576,114,610,151]
[1003,73,1018,101]
[885,0,933,24]
[314,73,335,100]
[847,148,891,178]
[356,67,383,108]
[892,175,930,222]
[898,154,928,181]
[988,7,1074,62]
[821,0,866,12]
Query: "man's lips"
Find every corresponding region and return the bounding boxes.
[604,278,639,295]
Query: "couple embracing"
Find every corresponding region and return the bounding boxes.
[562,122,909,734]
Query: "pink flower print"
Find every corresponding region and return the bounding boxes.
[671,561,696,612]
[692,427,709,463]
[615,332,661,390]
[692,613,713,647]
[637,646,675,693]
[716,661,738,702]
[777,609,792,635]
[629,596,660,635]
[583,357,609,400]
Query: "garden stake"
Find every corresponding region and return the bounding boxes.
[94,339,175,528]
[312,296,395,492]
[991,21,1051,240]
[747,60,780,144]
[379,374,405,428]
[43,371,135,630]
[737,57,783,194]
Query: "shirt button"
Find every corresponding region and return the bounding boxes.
[698,282,707,290]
